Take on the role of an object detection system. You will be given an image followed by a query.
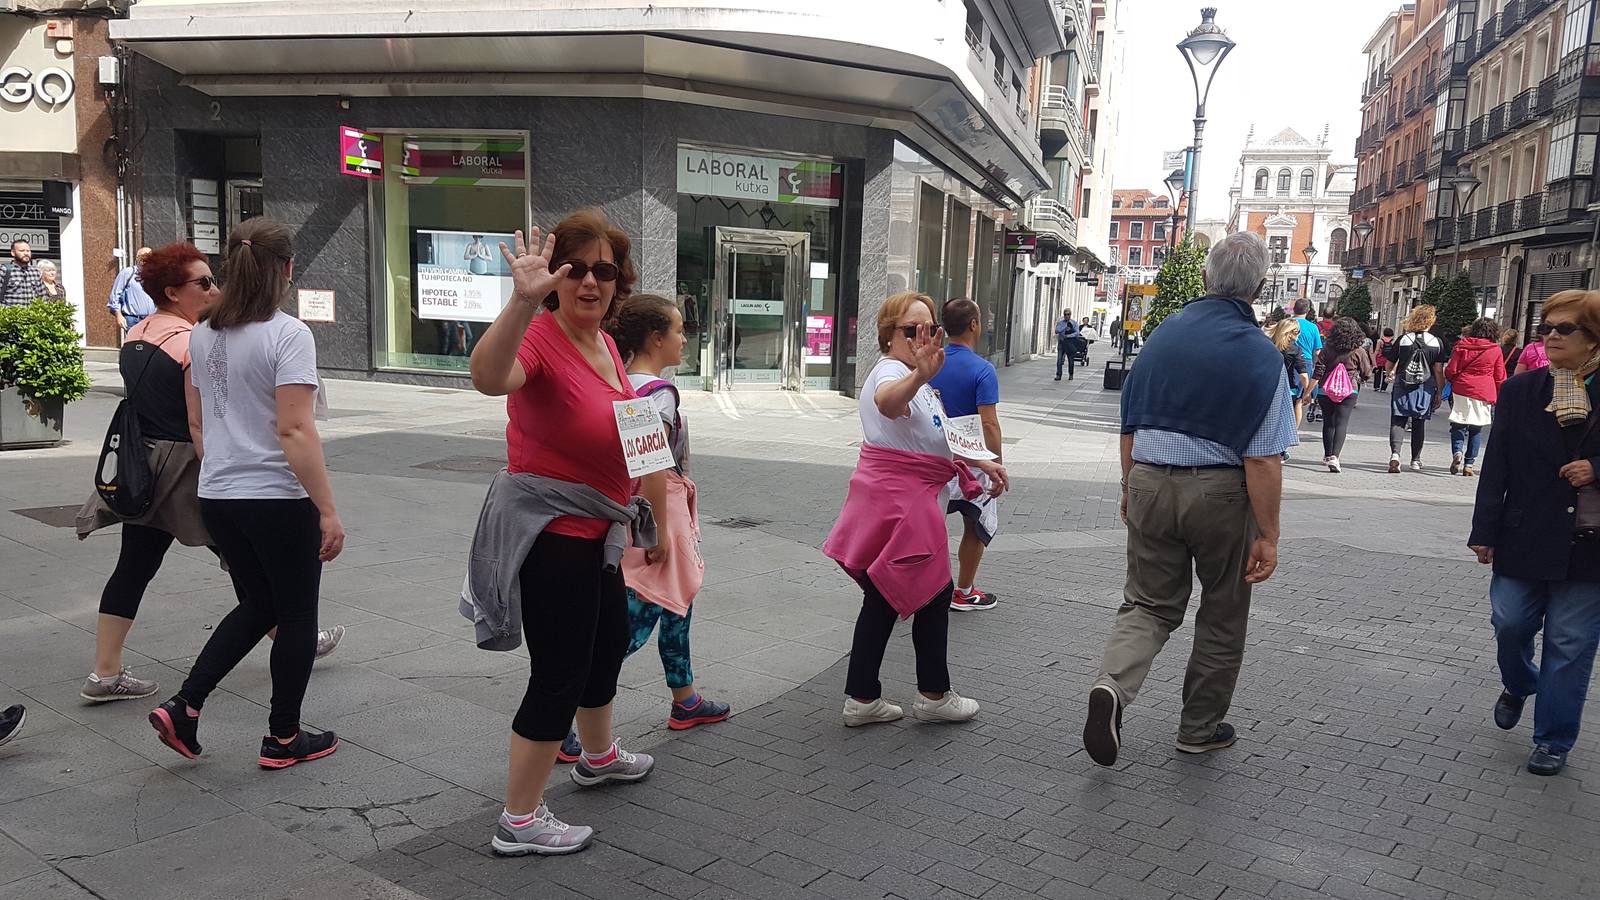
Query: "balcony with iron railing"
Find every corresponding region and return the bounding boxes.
[1537,74,1557,114]
[1509,87,1534,127]
[1404,88,1419,116]
[1028,196,1078,248]
[1466,116,1487,152]
[1385,244,1400,266]
[1376,172,1393,198]
[1488,102,1508,140]
[1039,84,1072,147]
[1411,152,1427,182]
[1403,238,1420,265]
[965,22,984,59]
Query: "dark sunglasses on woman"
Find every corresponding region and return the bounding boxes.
[182,275,218,291]
[1536,321,1592,337]
[554,260,620,282]
[900,324,945,341]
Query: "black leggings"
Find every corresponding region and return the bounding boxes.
[99,524,176,619]
[179,498,322,738]
[1390,415,1427,460]
[845,577,953,700]
[1317,394,1358,459]
[512,532,629,741]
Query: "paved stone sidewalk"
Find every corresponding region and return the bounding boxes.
[0,355,1595,900]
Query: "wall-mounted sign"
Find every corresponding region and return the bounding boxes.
[733,298,784,316]
[415,229,516,322]
[1034,262,1060,277]
[0,66,74,107]
[339,126,383,179]
[42,181,72,218]
[1004,229,1037,254]
[297,289,336,323]
[0,228,49,250]
[677,147,842,207]
[402,137,526,187]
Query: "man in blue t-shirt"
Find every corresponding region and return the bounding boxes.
[1292,298,1323,425]
[929,298,1002,612]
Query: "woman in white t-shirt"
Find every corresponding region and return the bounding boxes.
[825,292,1009,728]
[148,218,346,770]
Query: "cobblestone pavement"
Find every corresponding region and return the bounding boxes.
[0,355,1595,900]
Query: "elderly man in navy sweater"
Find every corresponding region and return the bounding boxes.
[1083,231,1295,766]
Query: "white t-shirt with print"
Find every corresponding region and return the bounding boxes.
[189,310,320,500]
[627,372,678,429]
[859,358,949,457]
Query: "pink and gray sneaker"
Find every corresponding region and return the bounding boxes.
[491,806,593,856]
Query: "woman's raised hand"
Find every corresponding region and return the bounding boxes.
[911,324,945,383]
[500,228,570,305]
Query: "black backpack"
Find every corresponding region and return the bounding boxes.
[94,332,178,517]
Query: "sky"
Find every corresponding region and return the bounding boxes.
[1111,0,1408,220]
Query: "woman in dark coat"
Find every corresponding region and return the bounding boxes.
[1469,289,1600,776]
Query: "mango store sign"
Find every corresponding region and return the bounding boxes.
[678,147,841,207]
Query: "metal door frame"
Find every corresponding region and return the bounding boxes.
[711,226,810,392]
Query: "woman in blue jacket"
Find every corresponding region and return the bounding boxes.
[1469,289,1600,776]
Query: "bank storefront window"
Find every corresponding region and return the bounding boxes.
[371,132,529,373]
[675,144,845,390]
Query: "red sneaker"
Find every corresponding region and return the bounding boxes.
[950,589,998,611]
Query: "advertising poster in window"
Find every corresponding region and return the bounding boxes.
[415,229,515,322]
[805,315,833,364]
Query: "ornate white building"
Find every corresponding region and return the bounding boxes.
[1227,126,1356,314]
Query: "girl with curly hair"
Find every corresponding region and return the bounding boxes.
[1311,317,1375,472]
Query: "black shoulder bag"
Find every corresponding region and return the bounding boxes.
[94,332,180,518]
[1571,409,1600,539]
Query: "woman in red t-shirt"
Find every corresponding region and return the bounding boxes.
[469,209,671,856]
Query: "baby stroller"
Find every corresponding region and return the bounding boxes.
[1069,327,1100,368]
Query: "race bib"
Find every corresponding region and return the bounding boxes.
[613,399,677,478]
[942,413,997,460]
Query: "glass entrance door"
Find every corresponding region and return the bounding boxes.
[712,228,809,391]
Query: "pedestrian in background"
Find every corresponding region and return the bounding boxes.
[1085,232,1293,766]
[1514,329,1550,375]
[108,247,156,334]
[37,260,64,301]
[149,218,345,771]
[0,240,44,307]
[1446,317,1508,477]
[1388,304,1446,473]
[463,210,661,857]
[930,297,1002,612]
[1469,289,1600,777]
[824,291,1008,728]
[1110,315,1123,349]
[1054,308,1081,381]
[1373,327,1396,392]
[1500,327,1524,373]
[1270,319,1309,426]
[1292,298,1322,426]
[1313,316,1375,473]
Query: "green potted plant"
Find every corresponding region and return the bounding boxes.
[0,299,92,449]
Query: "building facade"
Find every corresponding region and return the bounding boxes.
[1422,0,1587,339]
[1108,189,1186,289]
[1228,126,1356,315]
[1350,0,1447,334]
[0,8,124,347]
[113,0,1074,393]
[1015,0,1119,357]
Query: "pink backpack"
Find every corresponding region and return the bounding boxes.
[1323,362,1356,403]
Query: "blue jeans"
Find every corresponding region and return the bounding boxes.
[122,313,147,331]
[1490,574,1600,753]
[1450,423,1484,464]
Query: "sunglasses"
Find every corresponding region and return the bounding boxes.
[1536,321,1592,337]
[554,260,620,282]
[181,276,218,291]
[900,324,945,341]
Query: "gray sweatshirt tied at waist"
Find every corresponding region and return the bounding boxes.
[460,468,657,651]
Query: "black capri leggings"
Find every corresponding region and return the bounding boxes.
[512,531,629,741]
[99,523,177,619]
[1317,394,1358,459]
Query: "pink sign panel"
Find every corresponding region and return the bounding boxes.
[340,126,382,179]
[806,315,834,365]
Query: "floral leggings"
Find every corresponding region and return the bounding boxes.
[625,588,694,689]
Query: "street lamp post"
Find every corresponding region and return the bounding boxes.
[1268,262,1284,306]
[1352,219,1376,324]
[1302,243,1319,311]
[1164,168,1186,250]
[1177,8,1236,237]
[1447,171,1482,276]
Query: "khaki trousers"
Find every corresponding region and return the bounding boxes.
[1097,463,1257,743]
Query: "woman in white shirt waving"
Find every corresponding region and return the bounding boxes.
[149,218,345,770]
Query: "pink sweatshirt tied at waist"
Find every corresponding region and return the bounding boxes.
[823,444,982,619]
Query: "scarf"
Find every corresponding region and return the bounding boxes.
[1546,350,1600,425]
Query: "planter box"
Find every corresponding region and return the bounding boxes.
[0,386,64,449]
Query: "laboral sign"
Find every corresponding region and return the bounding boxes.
[678,147,842,207]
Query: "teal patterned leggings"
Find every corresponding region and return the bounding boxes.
[625,588,694,689]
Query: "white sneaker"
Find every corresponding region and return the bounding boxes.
[1410,459,1424,472]
[909,690,980,723]
[1327,456,1341,474]
[314,625,345,660]
[842,697,903,727]
[491,805,593,856]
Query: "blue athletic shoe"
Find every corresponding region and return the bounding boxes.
[668,695,731,730]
